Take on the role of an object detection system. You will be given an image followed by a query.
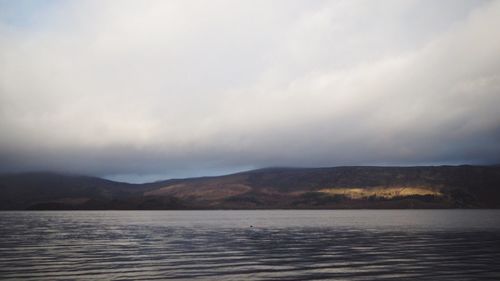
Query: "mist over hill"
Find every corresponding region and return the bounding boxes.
[1,165,499,210]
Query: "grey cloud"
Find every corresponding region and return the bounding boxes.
[0,0,499,181]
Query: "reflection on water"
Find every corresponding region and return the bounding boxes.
[1,210,500,280]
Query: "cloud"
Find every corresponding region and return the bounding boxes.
[0,0,499,180]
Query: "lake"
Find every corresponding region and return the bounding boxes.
[1,210,500,280]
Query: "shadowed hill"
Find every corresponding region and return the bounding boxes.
[1,165,500,210]
[0,172,142,209]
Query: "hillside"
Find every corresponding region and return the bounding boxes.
[1,165,500,210]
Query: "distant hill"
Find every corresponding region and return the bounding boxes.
[1,165,500,210]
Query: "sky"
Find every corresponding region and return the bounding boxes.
[1,0,499,183]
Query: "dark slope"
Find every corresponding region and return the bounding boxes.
[0,172,140,209]
[1,165,500,210]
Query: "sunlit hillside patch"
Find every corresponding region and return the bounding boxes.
[318,187,442,199]
[144,183,252,201]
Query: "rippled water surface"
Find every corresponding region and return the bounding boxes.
[1,210,500,280]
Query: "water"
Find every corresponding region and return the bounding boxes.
[1,210,500,280]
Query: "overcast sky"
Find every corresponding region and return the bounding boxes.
[1,0,499,183]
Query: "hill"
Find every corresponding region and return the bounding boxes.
[1,165,500,209]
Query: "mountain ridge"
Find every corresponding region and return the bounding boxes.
[1,165,499,210]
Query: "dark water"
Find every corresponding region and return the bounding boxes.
[1,210,500,280]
